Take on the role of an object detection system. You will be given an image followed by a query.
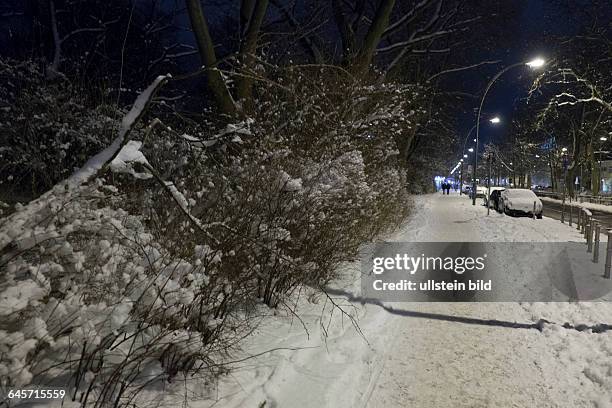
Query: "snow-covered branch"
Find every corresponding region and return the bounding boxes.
[0,74,170,257]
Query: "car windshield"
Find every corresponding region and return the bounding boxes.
[505,189,535,198]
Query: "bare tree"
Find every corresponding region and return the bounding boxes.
[185,0,238,116]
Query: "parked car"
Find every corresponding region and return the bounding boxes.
[499,189,543,218]
[484,187,505,210]
[470,185,487,199]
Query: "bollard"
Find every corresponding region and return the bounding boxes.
[533,201,536,220]
[584,216,591,242]
[569,204,573,227]
[605,230,612,279]
[561,201,565,223]
[587,219,593,253]
[593,222,600,263]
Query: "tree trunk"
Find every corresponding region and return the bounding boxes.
[185,0,237,116]
[236,0,269,112]
[592,164,601,195]
[240,0,257,36]
[351,0,396,76]
[332,0,357,61]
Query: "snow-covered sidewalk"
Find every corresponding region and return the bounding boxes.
[186,193,612,408]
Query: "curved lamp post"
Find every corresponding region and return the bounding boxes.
[472,57,546,205]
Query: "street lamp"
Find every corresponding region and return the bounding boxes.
[460,115,502,195]
[468,147,474,152]
[526,58,546,68]
[472,57,546,205]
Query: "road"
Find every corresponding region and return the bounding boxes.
[540,198,612,231]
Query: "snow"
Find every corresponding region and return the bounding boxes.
[6,192,610,407]
[278,170,303,192]
[180,119,252,148]
[181,133,218,148]
[0,279,48,316]
[109,140,152,179]
[180,192,612,408]
[0,74,169,255]
[67,74,169,187]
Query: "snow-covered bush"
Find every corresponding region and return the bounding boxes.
[0,60,416,405]
[0,180,253,404]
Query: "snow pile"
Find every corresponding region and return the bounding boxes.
[109,140,152,179]
[0,181,238,404]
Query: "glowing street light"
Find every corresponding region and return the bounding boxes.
[468,148,474,153]
[526,58,546,69]
[473,56,547,206]
[600,136,608,141]
[561,147,568,152]
[459,114,502,196]
[535,154,540,158]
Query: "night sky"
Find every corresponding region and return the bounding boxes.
[452,0,588,156]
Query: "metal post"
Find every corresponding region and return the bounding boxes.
[533,201,536,220]
[487,156,492,216]
[605,230,612,279]
[584,215,590,241]
[587,218,593,253]
[569,204,573,227]
[460,162,464,195]
[593,222,600,262]
[561,200,565,223]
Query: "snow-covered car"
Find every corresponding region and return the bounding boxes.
[499,189,543,218]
